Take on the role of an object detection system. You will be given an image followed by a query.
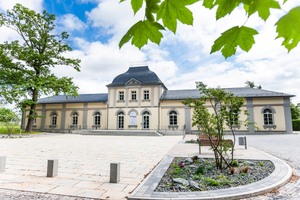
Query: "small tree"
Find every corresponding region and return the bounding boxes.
[183,82,252,169]
[291,103,300,119]
[0,108,20,137]
[0,4,80,133]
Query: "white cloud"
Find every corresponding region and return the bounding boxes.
[0,0,43,12]
[58,14,87,31]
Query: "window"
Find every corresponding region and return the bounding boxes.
[94,112,101,126]
[229,109,239,127]
[118,111,124,129]
[169,111,177,125]
[143,111,150,129]
[263,108,273,125]
[33,113,37,126]
[131,91,136,100]
[52,113,57,125]
[119,91,124,100]
[72,113,78,125]
[144,90,149,100]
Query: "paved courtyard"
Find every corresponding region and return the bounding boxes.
[0,133,299,200]
[0,134,182,199]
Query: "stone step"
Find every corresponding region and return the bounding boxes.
[72,130,161,136]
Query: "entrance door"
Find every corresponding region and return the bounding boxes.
[143,111,150,129]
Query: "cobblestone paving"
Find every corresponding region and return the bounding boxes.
[239,133,300,200]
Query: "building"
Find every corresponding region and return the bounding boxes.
[22,66,294,134]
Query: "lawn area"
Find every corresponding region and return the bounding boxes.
[0,124,42,135]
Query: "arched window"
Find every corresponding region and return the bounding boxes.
[49,111,58,128]
[72,113,78,125]
[143,111,150,129]
[169,111,177,126]
[263,108,273,125]
[261,106,276,129]
[94,112,101,126]
[52,113,57,125]
[118,111,124,129]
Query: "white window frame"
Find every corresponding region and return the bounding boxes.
[131,91,136,100]
[144,90,149,100]
[119,91,124,101]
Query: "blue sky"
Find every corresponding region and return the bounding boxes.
[1,0,300,109]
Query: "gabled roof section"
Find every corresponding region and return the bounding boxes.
[107,66,167,89]
[162,87,294,100]
[37,93,108,104]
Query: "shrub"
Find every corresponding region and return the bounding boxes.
[219,178,231,186]
[292,119,300,131]
[195,165,205,175]
[170,168,183,175]
[203,178,220,186]
[231,160,239,167]
[259,162,265,167]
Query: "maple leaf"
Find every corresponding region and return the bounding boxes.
[157,0,198,33]
[119,20,165,49]
[211,26,258,59]
[244,0,280,21]
[131,0,143,15]
[275,6,300,52]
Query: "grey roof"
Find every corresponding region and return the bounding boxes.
[162,87,295,100]
[107,66,167,89]
[37,93,108,104]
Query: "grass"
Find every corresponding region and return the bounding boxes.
[0,124,42,135]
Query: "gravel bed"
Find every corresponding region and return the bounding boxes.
[155,157,275,192]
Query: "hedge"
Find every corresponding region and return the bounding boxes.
[292,119,300,131]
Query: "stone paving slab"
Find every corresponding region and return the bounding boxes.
[0,134,182,199]
[128,135,293,200]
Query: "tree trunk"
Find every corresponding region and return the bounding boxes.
[25,90,38,133]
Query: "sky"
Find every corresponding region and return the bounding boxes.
[1,0,300,110]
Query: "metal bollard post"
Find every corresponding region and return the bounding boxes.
[47,159,58,177]
[110,162,120,183]
[0,156,6,172]
[244,136,247,149]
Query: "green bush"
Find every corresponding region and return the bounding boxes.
[195,165,205,175]
[231,160,239,167]
[292,119,300,131]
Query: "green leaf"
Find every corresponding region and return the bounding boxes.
[157,0,194,33]
[203,0,215,9]
[131,0,143,15]
[145,0,161,22]
[215,0,242,20]
[246,0,280,21]
[275,6,300,52]
[211,26,258,58]
[119,20,165,49]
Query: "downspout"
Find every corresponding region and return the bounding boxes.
[106,102,109,130]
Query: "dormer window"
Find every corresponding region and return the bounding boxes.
[119,91,124,101]
[131,91,136,100]
[144,90,149,100]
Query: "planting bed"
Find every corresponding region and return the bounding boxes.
[155,157,275,192]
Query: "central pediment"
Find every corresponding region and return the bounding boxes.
[125,78,141,85]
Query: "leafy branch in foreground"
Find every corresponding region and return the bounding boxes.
[119,0,300,58]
